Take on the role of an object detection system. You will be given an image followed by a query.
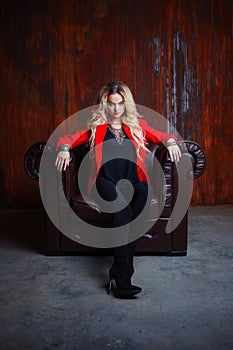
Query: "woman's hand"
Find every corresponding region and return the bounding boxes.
[55,151,70,172]
[167,144,182,162]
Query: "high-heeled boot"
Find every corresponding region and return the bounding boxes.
[107,243,142,297]
[127,239,139,275]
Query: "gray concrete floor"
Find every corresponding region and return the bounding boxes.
[0,206,232,350]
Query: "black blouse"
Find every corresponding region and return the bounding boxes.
[98,127,139,184]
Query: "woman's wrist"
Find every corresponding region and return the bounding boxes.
[166,138,177,147]
[58,144,71,152]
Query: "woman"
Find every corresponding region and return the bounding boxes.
[55,81,181,298]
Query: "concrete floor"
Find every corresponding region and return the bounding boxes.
[0,206,232,350]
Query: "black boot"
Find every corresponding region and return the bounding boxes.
[127,239,139,275]
[108,242,142,298]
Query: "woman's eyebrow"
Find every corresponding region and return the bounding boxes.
[107,100,124,104]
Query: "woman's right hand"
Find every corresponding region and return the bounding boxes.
[55,151,70,172]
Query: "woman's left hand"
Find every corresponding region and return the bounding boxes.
[167,144,182,162]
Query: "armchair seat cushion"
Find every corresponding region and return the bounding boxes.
[70,193,160,227]
[70,194,112,224]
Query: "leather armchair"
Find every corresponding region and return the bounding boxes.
[25,140,206,255]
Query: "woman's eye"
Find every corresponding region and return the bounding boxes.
[107,101,124,107]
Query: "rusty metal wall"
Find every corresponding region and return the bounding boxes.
[0,0,232,207]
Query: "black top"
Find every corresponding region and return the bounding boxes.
[98,127,139,184]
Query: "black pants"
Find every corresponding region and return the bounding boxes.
[93,177,151,238]
[92,177,152,277]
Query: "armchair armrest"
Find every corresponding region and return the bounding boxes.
[146,140,206,215]
[24,141,47,180]
[178,140,206,179]
[24,141,90,202]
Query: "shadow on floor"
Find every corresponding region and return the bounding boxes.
[0,209,45,254]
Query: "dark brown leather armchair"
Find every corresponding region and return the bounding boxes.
[25,140,206,256]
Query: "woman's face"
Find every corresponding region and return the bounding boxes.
[106,93,125,120]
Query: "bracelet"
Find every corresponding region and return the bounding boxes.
[166,138,177,147]
[58,144,70,152]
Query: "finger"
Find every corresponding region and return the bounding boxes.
[63,158,69,171]
[65,157,70,170]
[56,156,62,170]
[61,158,66,171]
[55,155,61,168]
[175,151,180,162]
[177,147,182,159]
[58,158,63,171]
[173,150,178,162]
[177,149,182,161]
[56,157,60,170]
[169,149,174,162]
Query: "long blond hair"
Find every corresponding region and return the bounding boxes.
[88,81,147,155]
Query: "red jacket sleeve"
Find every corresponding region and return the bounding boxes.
[138,119,178,144]
[56,129,91,151]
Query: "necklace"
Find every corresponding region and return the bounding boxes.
[108,124,125,145]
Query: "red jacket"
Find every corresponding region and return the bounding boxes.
[57,119,177,193]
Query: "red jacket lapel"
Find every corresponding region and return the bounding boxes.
[94,123,108,170]
[122,124,146,166]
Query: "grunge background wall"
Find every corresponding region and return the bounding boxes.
[0,0,232,208]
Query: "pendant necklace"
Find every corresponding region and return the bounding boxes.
[108,124,125,145]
